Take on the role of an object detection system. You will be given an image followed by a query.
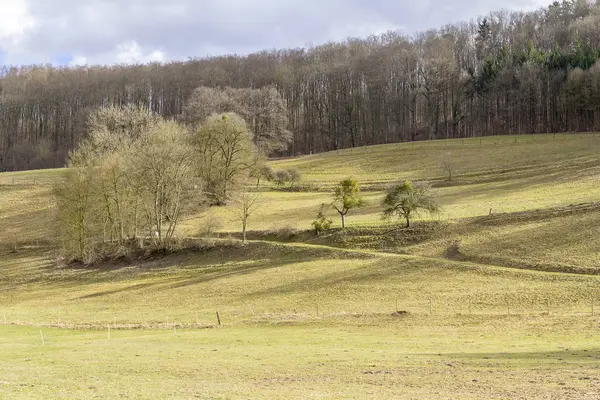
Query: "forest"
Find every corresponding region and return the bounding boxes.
[1,0,600,171]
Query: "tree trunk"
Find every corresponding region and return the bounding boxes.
[242,219,247,244]
[341,212,346,229]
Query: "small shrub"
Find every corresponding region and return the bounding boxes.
[251,164,275,188]
[312,204,333,235]
[300,182,322,192]
[198,213,224,236]
[273,225,299,239]
[287,167,302,188]
[273,168,303,190]
[274,169,291,187]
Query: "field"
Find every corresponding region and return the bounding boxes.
[2,134,600,399]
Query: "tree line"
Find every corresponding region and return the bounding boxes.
[2,0,600,171]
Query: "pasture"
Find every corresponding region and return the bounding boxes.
[2,133,600,399]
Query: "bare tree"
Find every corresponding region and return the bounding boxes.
[192,113,257,204]
[132,120,199,245]
[55,165,101,263]
[440,153,456,181]
[3,2,600,172]
[183,87,291,155]
[232,191,262,244]
[56,106,203,261]
[250,158,274,189]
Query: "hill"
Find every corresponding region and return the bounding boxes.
[1,134,600,398]
[3,1,600,171]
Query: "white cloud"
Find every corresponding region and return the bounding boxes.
[68,55,88,67]
[0,0,35,40]
[115,41,166,64]
[69,41,166,66]
[1,0,559,66]
[0,0,36,63]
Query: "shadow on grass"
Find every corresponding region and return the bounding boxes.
[0,207,56,244]
[438,159,600,205]
[453,212,600,275]
[1,241,375,299]
[241,257,430,299]
[76,256,310,299]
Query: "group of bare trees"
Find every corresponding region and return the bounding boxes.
[56,103,260,262]
[2,1,600,172]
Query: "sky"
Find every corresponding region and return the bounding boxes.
[0,0,554,66]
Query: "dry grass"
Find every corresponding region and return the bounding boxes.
[2,134,600,398]
[2,317,600,399]
[0,186,56,246]
[455,210,600,274]
[1,242,599,325]
[1,242,600,399]
[270,133,600,186]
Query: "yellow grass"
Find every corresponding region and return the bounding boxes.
[2,133,600,398]
[271,133,600,185]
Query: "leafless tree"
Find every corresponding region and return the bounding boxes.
[192,113,257,204]
[232,191,262,244]
[3,1,600,172]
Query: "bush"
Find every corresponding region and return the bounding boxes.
[269,225,299,239]
[274,169,291,187]
[311,204,333,235]
[198,213,224,236]
[273,167,303,190]
[251,164,275,188]
[287,167,302,188]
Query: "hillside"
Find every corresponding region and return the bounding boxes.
[3,133,600,271]
[2,134,600,398]
[3,1,600,171]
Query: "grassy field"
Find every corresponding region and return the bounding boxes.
[270,133,600,185]
[2,134,600,398]
[2,243,600,399]
[199,133,600,233]
[3,318,600,399]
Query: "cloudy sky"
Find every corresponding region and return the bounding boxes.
[0,0,553,66]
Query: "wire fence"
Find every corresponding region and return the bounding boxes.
[3,296,600,333]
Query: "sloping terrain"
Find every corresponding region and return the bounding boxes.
[2,134,600,398]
